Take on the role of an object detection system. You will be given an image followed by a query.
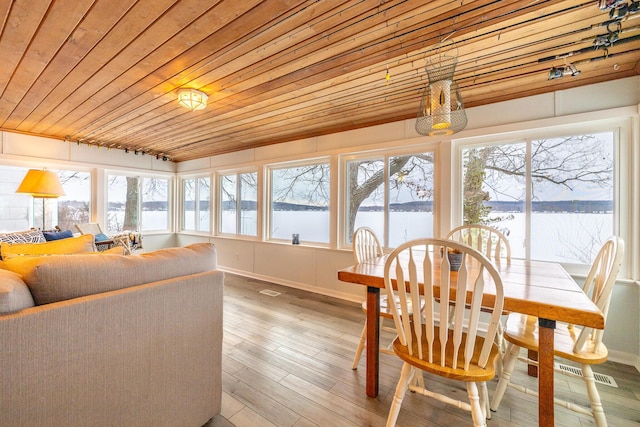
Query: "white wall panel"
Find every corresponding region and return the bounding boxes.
[318,121,406,152]
[176,156,210,173]
[3,133,68,160]
[210,149,255,168]
[256,137,317,162]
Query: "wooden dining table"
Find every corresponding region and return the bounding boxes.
[338,255,604,427]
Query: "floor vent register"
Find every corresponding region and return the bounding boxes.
[555,362,618,387]
[259,289,282,297]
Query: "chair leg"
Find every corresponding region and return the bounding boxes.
[490,342,519,411]
[466,382,487,427]
[479,381,491,420]
[352,320,367,369]
[386,363,414,427]
[582,364,608,427]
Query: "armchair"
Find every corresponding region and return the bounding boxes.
[75,223,132,254]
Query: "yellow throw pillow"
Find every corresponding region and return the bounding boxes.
[0,234,96,260]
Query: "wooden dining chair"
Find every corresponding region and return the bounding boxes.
[446,224,511,357]
[445,224,511,263]
[490,236,624,427]
[383,238,504,427]
[351,226,395,369]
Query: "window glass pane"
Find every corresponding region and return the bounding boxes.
[463,144,526,258]
[0,166,31,231]
[462,132,615,265]
[107,175,139,233]
[57,170,91,231]
[220,175,236,234]
[346,159,384,242]
[0,167,91,232]
[141,177,169,231]
[271,163,330,243]
[240,172,257,236]
[198,177,210,232]
[530,133,614,263]
[183,179,196,230]
[388,154,434,246]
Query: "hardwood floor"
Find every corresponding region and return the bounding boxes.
[206,273,640,427]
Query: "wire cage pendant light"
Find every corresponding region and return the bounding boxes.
[416,41,467,136]
[177,88,208,111]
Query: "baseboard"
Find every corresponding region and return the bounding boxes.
[608,349,640,372]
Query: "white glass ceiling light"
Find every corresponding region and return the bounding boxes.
[416,41,467,136]
[177,88,208,111]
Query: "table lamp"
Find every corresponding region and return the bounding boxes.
[16,169,66,230]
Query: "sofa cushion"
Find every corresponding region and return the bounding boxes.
[0,229,46,259]
[2,243,217,305]
[0,269,35,314]
[0,234,96,260]
[42,229,74,241]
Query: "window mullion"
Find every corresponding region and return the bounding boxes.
[384,156,392,249]
[525,140,532,260]
[235,174,242,235]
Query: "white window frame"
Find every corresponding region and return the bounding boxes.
[216,168,260,238]
[105,170,173,234]
[265,157,331,245]
[339,145,438,250]
[452,116,631,277]
[179,173,211,234]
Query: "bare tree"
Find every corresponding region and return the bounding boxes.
[346,154,434,238]
[123,177,139,231]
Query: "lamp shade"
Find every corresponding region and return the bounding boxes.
[177,88,208,111]
[16,169,65,198]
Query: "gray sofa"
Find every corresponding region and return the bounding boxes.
[0,243,223,427]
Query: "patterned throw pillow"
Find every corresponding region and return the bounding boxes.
[0,229,45,244]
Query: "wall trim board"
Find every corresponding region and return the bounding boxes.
[607,350,640,373]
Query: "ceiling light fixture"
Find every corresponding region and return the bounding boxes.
[177,88,208,111]
[416,40,467,136]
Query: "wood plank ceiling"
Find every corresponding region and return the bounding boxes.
[0,0,638,162]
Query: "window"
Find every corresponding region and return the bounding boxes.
[269,162,330,244]
[0,166,90,232]
[57,170,91,231]
[182,176,210,232]
[461,131,614,264]
[345,152,435,247]
[219,172,257,236]
[107,173,171,233]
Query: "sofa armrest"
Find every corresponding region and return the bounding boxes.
[0,269,224,426]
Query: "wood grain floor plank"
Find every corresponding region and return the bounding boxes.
[232,365,360,427]
[208,274,640,426]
